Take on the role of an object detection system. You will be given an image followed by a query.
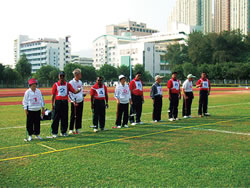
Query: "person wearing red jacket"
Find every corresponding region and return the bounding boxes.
[90,76,109,132]
[196,72,211,117]
[167,72,181,121]
[51,71,81,137]
[129,72,144,125]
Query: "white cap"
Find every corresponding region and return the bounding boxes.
[187,74,196,79]
[155,75,164,81]
[119,75,126,80]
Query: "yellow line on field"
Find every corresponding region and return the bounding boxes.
[0,144,29,150]
[0,116,249,162]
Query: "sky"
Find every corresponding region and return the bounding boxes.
[0,0,176,65]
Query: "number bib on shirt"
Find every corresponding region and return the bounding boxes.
[173,81,179,90]
[57,83,68,97]
[202,81,209,89]
[135,81,143,91]
[96,87,105,98]
[31,94,40,105]
[120,88,129,98]
[157,86,163,95]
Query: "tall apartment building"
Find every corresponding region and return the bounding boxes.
[230,0,250,35]
[214,0,230,33]
[106,20,158,36]
[168,0,213,33]
[14,35,71,73]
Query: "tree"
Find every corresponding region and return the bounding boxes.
[0,63,4,81]
[182,62,198,78]
[117,65,130,79]
[98,64,117,81]
[64,63,82,81]
[81,66,97,82]
[3,66,20,87]
[35,65,60,84]
[133,64,152,82]
[15,54,31,82]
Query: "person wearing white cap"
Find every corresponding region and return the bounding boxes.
[23,78,45,141]
[182,74,196,118]
[150,75,164,122]
[114,75,132,128]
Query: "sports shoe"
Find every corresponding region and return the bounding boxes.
[69,130,73,134]
[183,116,188,119]
[199,115,203,118]
[117,126,121,128]
[35,135,42,140]
[188,115,192,118]
[169,118,175,122]
[62,133,68,137]
[204,113,210,116]
[154,120,158,123]
[52,134,58,138]
[73,132,79,135]
[131,122,137,126]
[28,136,32,141]
[175,118,180,121]
[93,129,98,132]
[139,122,144,124]
[124,125,129,128]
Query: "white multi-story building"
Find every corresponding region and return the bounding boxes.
[71,55,93,66]
[93,33,187,77]
[230,0,250,35]
[14,35,71,73]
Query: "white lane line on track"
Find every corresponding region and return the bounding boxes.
[1,102,250,130]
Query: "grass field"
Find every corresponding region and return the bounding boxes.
[0,88,249,187]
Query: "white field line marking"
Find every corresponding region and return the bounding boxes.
[37,143,56,151]
[165,125,250,136]
[1,102,250,130]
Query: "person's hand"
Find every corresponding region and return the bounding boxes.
[130,100,133,105]
[42,109,45,116]
[184,95,188,100]
[105,103,109,109]
[74,102,79,107]
[117,99,120,104]
[25,110,28,116]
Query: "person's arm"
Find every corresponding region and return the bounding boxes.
[208,80,211,95]
[167,80,172,99]
[105,86,109,108]
[150,84,156,100]
[114,86,120,104]
[23,91,29,116]
[196,79,202,88]
[69,83,81,94]
[40,91,45,115]
[182,87,187,99]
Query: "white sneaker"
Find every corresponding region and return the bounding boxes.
[131,122,137,126]
[169,118,175,122]
[52,134,58,138]
[61,133,68,137]
[188,115,192,118]
[117,126,121,128]
[93,129,98,132]
[139,122,144,124]
[154,120,158,123]
[175,118,180,121]
[69,130,73,134]
[124,125,129,128]
[204,113,210,116]
[28,136,32,141]
[183,116,188,119]
[35,135,42,140]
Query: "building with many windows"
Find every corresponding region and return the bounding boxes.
[14,35,71,73]
[93,32,187,77]
[214,0,230,33]
[71,55,93,66]
[106,20,158,36]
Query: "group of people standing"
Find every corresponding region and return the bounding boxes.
[22,69,211,141]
